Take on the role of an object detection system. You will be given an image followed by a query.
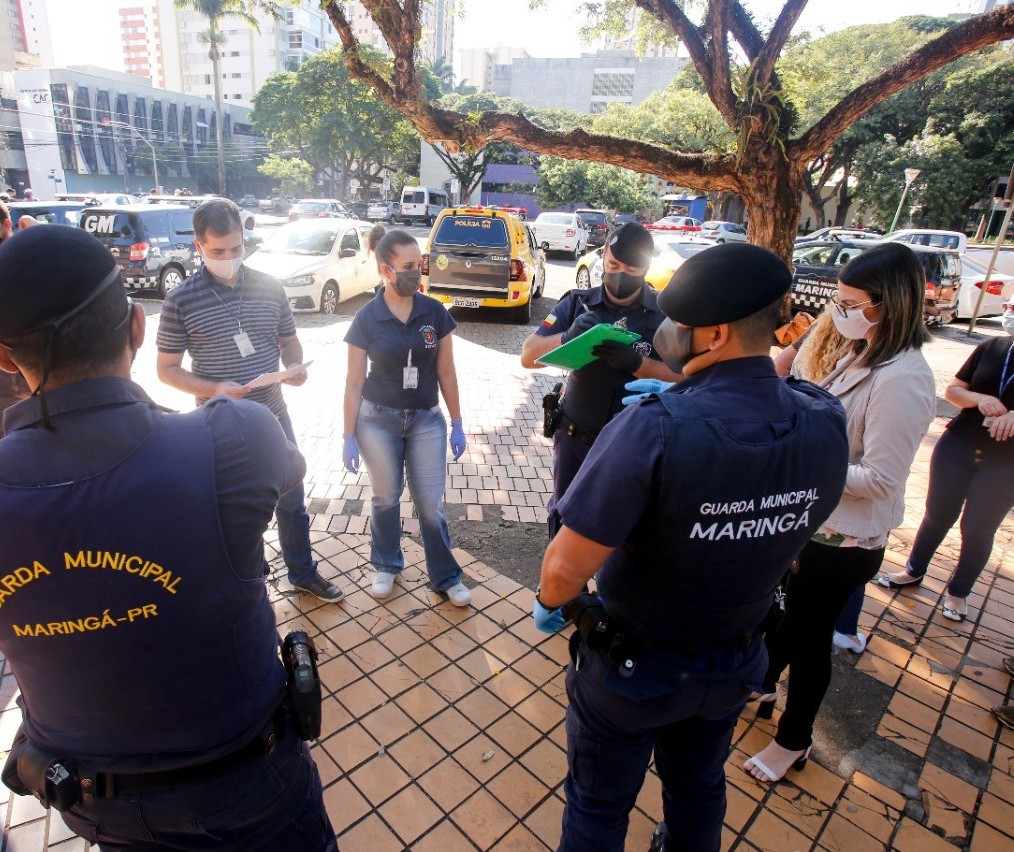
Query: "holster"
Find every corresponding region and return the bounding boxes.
[2,725,81,811]
[542,382,563,438]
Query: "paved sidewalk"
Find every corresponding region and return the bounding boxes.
[1,313,1013,850]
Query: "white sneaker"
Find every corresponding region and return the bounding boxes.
[444,582,471,607]
[371,571,397,599]
[832,631,868,653]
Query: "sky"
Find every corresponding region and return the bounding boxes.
[44,0,979,75]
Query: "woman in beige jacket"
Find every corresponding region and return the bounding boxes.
[745,243,935,783]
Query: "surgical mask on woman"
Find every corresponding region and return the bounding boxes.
[1002,305,1014,336]
[390,268,421,297]
[830,301,878,340]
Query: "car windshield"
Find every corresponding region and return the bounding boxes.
[259,222,340,255]
[577,211,607,225]
[793,244,837,265]
[293,202,327,213]
[433,216,509,248]
[658,242,712,260]
[537,213,574,225]
[701,221,723,229]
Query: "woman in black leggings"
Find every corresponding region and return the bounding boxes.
[877,304,1014,621]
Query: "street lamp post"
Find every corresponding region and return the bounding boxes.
[102,117,158,192]
[888,167,922,233]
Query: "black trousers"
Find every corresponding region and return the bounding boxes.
[908,429,1014,599]
[761,540,885,751]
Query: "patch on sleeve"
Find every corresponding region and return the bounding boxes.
[541,314,557,329]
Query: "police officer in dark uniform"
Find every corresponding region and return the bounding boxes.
[0,226,336,850]
[521,223,680,536]
[531,243,850,851]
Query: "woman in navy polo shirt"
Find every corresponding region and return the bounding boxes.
[342,229,470,606]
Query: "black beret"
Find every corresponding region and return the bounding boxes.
[605,222,653,269]
[0,225,120,338]
[657,242,790,326]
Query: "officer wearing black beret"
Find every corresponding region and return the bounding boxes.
[0,226,336,850]
[532,243,850,851]
[521,222,681,537]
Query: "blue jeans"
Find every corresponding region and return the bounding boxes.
[355,400,461,591]
[276,413,317,586]
[559,634,764,852]
[61,731,337,850]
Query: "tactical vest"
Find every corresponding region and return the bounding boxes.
[598,380,848,646]
[0,408,284,761]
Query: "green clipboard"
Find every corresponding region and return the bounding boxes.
[535,323,642,370]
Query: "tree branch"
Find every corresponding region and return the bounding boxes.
[753,0,808,87]
[705,0,737,124]
[726,1,764,60]
[793,6,1014,161]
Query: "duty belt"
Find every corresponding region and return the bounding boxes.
[558,414,599,445]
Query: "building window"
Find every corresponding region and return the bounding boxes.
[591,71,635,98]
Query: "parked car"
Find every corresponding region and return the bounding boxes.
[367,201,401,223]
[790,240,960,326]
[646,216,702,233]
[288,199,349,221]
[258,195,296,214]
[8,201,88,228]
[575,234,717,291]
[421,206,544,323]
[574,208,613,248]
[244,218,376,313]
[882,228,967,254]
[79,204,202,296]
[530,211,589,259]
[55,192,139,207]
[236,194,258,208]
[795,227,877,244]
[956,255,1014,320]
[612,213,641,226]
[698,221,748,243]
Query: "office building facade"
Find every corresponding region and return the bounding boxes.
[119,5,165,88]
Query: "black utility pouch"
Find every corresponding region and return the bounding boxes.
[14,740,80,811]
[283,630,322,740]
[543,382,563,438]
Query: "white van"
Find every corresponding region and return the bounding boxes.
[399,186,448,226]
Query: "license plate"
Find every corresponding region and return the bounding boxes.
[451,297,482,308]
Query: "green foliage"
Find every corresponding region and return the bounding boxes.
[257,155,316,196]
[251,47,421,195]
[567,0,692,55]
[535,157,658,213]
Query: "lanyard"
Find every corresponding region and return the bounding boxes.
[1000,340,1014,399]
[209,270,244,333]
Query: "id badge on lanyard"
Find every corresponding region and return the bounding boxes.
[403,348,419,390]
[233,329,255,357]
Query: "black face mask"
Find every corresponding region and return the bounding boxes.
[391,269,421,297]
[602,271,644,301]
[652,319,705,373]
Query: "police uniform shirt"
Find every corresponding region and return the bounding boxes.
[0,377,301,772]
[344,287,456,410]
[156,266,297,418]
[536,285,665,432]
[556,357,849,646]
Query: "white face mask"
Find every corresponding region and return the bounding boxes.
[1002,308,1014,337]
[201,252,243,280]
[830,303,878,340]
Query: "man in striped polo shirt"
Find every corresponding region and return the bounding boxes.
[156,199,344,603]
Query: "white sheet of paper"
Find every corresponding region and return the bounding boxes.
[244,361,313,390]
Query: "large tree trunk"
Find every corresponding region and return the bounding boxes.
[210,26,227,197]
[741,147,804,263]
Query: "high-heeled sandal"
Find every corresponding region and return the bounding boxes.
[744,745,811,783]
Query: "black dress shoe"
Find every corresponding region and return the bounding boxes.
[874,572,923,590]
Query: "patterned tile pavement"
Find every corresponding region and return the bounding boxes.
[2,302,1013,850]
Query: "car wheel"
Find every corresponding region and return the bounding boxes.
[158,265,184,298]
[717,238,725,244]
[510,297,532,324]
[320,281,339,314]
[534,269,545,298]
[576,267,591,289]
[387,215,396,225]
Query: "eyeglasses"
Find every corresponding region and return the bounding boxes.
[829,296,880,319]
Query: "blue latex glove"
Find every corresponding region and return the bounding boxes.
[342,434,360,474]
[533,598,566,633]
[450,419,466,461]
[622,378,675,405]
